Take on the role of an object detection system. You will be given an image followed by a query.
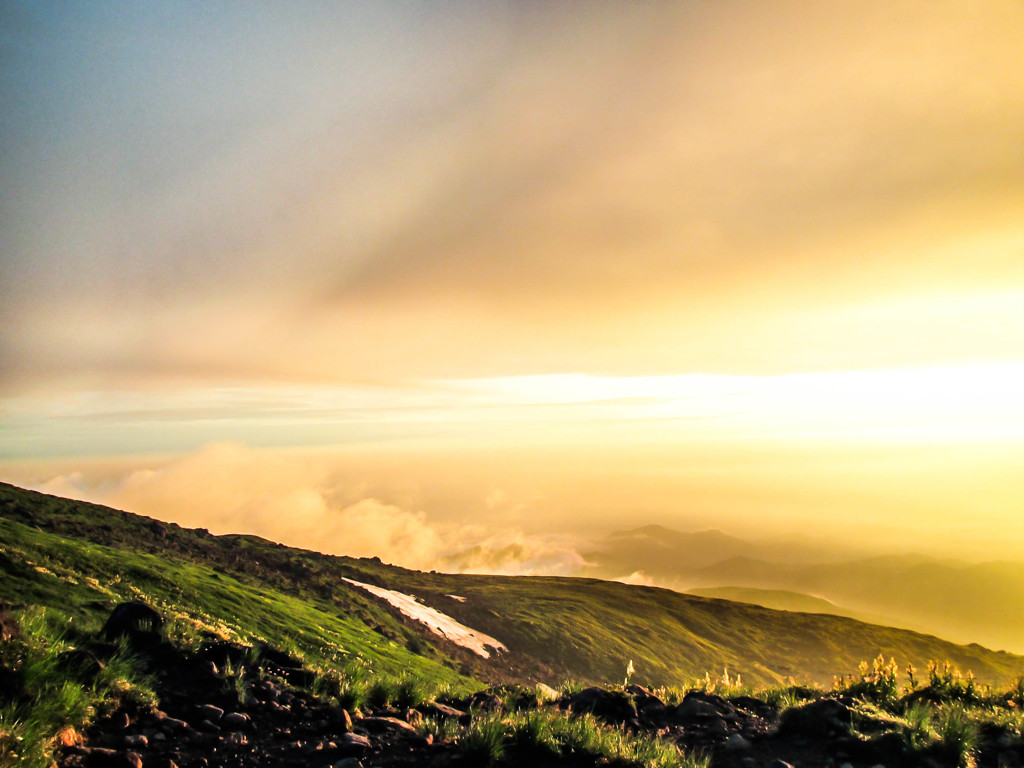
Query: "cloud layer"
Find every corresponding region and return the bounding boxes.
[18,442,589,575]
[2,2,1023,392]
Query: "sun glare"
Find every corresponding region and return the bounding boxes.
[459,363,1024,443]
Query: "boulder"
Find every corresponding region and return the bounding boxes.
[673,691,731,721]
[778,698,852,738]
[103,602,163,642]
[564,687,638,724]
[356,716,419,736]
[340,732,372,755]
[466,690,503,711]
[221,712,251,731]
[421,702,466,720]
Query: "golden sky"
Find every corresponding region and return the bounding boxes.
[1,2,1023,565]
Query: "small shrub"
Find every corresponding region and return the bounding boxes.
[394,675,429,709]
[508,710,557,755]
[901,701,936,750]
[460,714,507,766]
[936,705,981,768]
[337,678,369,712]
[838,655,900,706]
[924,661,979,704]
[420,714,460,744]
[366,678,397,710]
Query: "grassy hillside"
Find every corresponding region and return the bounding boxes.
[3,481,1024,691]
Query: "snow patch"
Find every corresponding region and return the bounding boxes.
[447,594,467,602]
[343,578,506,658]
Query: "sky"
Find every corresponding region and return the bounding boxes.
[2,1,1024,569]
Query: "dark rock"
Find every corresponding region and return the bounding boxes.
[356,716,419,735]
[340,732,372,755]
[871,730,907,760]
[85,748,144,768]
[724,733,753,750]
[256,642,304,669]
[197,640,252,669]
[565,687,638,724]
[103,601,163,642]
[221,711,251,731]
[674,692,727,721]
[196,704,224,723]
[466,690,503,712]
[730,695,773,717]
[421,702,465,719]
[766,761,795,768]
[705,715,729,737]
[778,698,852,738]
[0,604,20,642]
[327,707,352,731]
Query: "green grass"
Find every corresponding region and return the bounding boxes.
[0,607,157,768]
[450,709,708,768]
[0,516,475,689]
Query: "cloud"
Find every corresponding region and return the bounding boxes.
[3,2,1024,391]
[17,442,590,575]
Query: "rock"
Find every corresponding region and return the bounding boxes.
[467,690,503,711]
[196,704,224,722]
[0,604,20,642]
[157,716,189,733]
[421,702,465,719]
[403,707,423,726]
[565,687,638,724]
[357,716,419,735]
[340,732,372,754]
[724,733,752,750]
[221,711,251,730]
[730,695,772,716]
[705,715,729,737]
[766,761,795,768]
[224,732,248,747]
[85,749,144,768]
[57,725,84,747]
[778,697,852,738]
[123,734,148,749]
[254,680,279,701]
[198,639,252,668]
[333,760,363,768]
[536,683,559,701]
[103,601,163,642]
[674,692,729,720]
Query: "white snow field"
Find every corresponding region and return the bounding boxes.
[342,578,507,659]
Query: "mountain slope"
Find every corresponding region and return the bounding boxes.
[686,586,897,626]
[3,482,1023,689]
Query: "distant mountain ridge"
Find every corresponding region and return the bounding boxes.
[585,523,1024,654]
[3,481,1024,690]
